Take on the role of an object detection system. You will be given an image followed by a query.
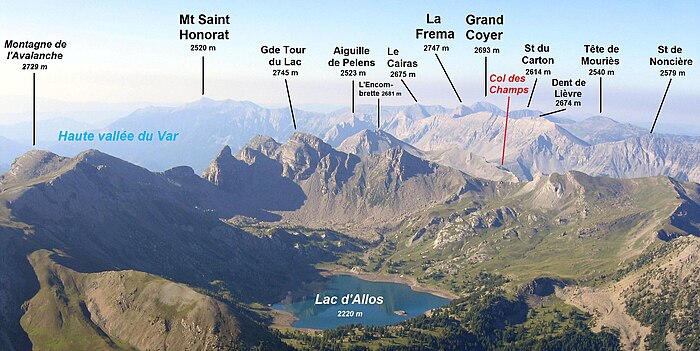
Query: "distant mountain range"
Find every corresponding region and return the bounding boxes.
[3,98,698,185]
[0,136,27,172]
[337,129,517,182]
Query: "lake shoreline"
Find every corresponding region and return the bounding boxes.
[269,268,459,331]
[269,308,322,333]
[321,268,460,300]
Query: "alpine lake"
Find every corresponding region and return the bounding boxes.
[273,274,451,329]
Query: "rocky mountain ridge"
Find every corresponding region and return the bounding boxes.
[13,98,700,184]
[203,132,488,235]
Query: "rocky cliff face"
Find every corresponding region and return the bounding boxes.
[203,132,485,234]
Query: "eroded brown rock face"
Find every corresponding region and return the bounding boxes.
[203,132,490,235]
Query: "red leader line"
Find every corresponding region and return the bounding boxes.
[501,96,511,166]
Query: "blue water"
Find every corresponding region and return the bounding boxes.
[272,274,450,329]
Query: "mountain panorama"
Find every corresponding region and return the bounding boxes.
[0,99,699,351]
[4,98,699,183]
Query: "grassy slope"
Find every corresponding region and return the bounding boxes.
[19,250,261,351]
[334,174,688,294]
[20,250,133,351]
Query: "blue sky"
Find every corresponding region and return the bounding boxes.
[1,0,698,126]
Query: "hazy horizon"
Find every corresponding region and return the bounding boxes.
[1,0,698,131]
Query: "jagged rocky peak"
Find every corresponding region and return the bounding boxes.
[378,146,434,181]
[218,145,233,158]
[0,150,72,188]
[238,135,281,159]
[278,132,358,181]
[202,145,244,186]
[286,131,333,153]
[279,132,334,163]
[338,129,421,158]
